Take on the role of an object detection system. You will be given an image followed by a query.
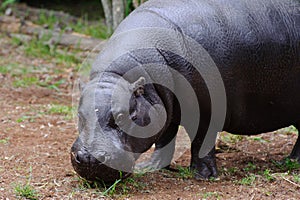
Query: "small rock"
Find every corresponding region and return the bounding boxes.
[5,8,12,16]
[64,26,73,33]
[10,33,32,43]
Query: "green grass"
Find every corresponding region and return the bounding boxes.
[39,78,66,91]
[220,167,240,176]
[219,132,244,144]
[274,158,300,172]
[101,172,145,196]
[12,75,66,91]
[12,76,39,88]
[77,177,99,190]
[24,35,53,58]
[293,174,300,183]
[238,174,256,185]
[36,10,59,30]
[0,137,9,144]
[227,167,239,174]
[262,169,275,182]
[0,62,43,76]
[202,192,221,200]
[176,166,194,179]
[1,0,16,10]
[47,104,74,119]
[250,136,269,143]
[33,10,110,39]
[22,34,81,67]
[70,18,111,39]
[10,36,23,46]
[0,63,27,75]
[0,65,9,74]
[75,176,123,197]
[16,115,37,123]
[14,183,39,200]
[53,49,80,66]
[102,179,122,196]
[278,126,298,135]
[75,172,146,198]
[13,166,40,200]
[243,162,257,172]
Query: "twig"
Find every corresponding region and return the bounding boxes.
[281,176,300,188]
[250,193,255,200]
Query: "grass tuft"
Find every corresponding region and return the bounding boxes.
[47,104,74,119]
[14,183,39,200]
[177,166,194,179]
[238,174,256,186]
[274,158,300,172]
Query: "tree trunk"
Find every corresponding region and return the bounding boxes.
[112,0,125,30]
[101,0,113,33]
[102,0,144,32]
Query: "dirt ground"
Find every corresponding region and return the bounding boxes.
[1,14,300,200]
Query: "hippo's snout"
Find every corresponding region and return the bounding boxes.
[71,138,134,182]
[72,148,108,165]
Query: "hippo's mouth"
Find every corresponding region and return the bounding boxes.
[70,151,133,183]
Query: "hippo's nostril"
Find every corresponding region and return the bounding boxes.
[98,155,106,163]
[96,151,109,164]
[74,152,81,163]
[74,150,87,164]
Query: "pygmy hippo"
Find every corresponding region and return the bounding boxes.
[71,0,300,182]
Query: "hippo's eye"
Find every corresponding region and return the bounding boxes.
[116,113,125,125]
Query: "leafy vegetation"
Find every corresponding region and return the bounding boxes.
[177,166,194,179]
[250,136,269,143]
[74,172,147,198]
[14,183,39,200]
[1,0,16,10]
[0,65,9,74]
[0,137,9,144]
[274,158,300,172]
[262,169,275,182]
[22,34,80,66]
[33,11,110,39]
[13,167,40,200]
[238,174,256,186]
[243,162,257,172]
[12,74,66,91]
[219,132,244,144]
[16,115,36,123]
[293,174,300,183]
[202,191,221,200]
[47,104,74,119]
[70,18,111,39]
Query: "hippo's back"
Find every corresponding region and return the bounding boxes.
[115,0,300,134]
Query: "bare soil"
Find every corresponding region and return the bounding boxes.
[1,18,300,200]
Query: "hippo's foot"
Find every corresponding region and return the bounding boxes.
[289,127,300,162]
[190,148,218,180]
[135,140,175,173]
[134,159,169,173]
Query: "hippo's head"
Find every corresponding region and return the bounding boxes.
[71,75,166,182]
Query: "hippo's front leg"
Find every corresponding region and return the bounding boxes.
[190,146,217,180]
[135,123,179,171]
[289,123,300,161]
[186,113,218,179]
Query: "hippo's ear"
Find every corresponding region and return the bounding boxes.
[131,77,145,97]
[78,79,86,93]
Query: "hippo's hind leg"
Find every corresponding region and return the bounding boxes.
[188,123,218,180]
[190,143,217,180]
[289,123,300,161]
[135,122,179,171]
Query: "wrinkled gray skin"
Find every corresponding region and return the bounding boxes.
[71,0,300,182]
